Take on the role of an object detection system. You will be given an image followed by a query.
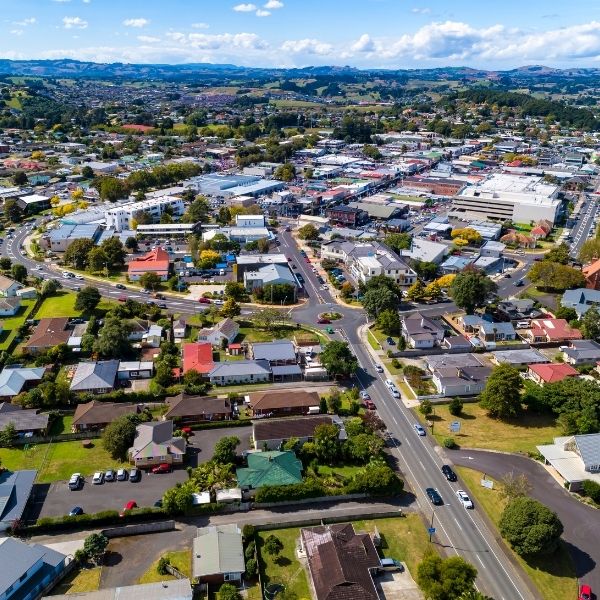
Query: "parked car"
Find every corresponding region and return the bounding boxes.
[386,337,395,345]
[360,391,371,401]
[414,424,426,436]
[92,472,104,485]
[364,399,376,410]
[118,295,127,302]
[69,506,84,517]
[116,469,128,481]
[456,489,474,509]
[129,468,141,483]
[104,469,115,482]
[578,584,592,600]
[425,487,444,506]
[198,297,212,304]
[374,364,384,373]
[158,303,168,309]
[151,463,172,474]
[68,473,82,491]
[115,283,126,290]
[377,558,404,573]
[120,500,137,517]
[441,465,457,482]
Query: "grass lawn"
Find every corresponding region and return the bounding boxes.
[0,299,36,351]
[318,464,363,478]
[455,467,577,600]
[214,350,245,362]
[414,403,560,454]
[48,414,73,436]
[0,439,126,483]
[367,329,381,351]
[137,550,192,584]
[382,359,403,375]
[257,528,310,599]
[35,291,115,319]
[49,567,101,595]
[397,381,415,401]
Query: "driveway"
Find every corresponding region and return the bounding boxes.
[449,449,599,591]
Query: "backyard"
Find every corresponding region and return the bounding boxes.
[455,467,577,600]
[0,298,36,351]
[35,291,116,319]
[0,439,127,483]
[137,550,192,584]
[416,402,561,454]
[49,567,101,595]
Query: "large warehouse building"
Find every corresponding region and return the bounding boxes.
[451,174,562,224]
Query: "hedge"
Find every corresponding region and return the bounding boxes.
[183,502,225,516]
[581,479,600,503]
[254,479,326,503]
[188,420,252,431]
[15,506,168,535]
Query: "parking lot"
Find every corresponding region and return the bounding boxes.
[30,426,252,519]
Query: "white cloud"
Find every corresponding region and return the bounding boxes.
[166,31,268,51]
[411,8,431,14]
[256,9,271,17]
[233,3,257,12]
[62,16,88,29]
[280,38,333,55]
[137,35,160,43]
[264,0,284,8]
[13,18,36,26]
[191,22,209,29]
[82,0,91,3]
[123,18,149,28]
[351,34,374,53]
[10,29,24,36]
[52,0,72,3]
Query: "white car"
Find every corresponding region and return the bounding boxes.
[456,489,474,509]
[385,379,395,389]
[92,472,104,485]
[74,274,84,280]
[374,364,384,373]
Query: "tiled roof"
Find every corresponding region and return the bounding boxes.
[73,400,139,427]
[164,393,231,418]
[25,318,70,350]
[250,389,320,411]
[183,343,215,374]
[253,416,332,442]
[528,362,578,383]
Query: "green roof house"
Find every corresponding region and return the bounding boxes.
[236,450,303,490]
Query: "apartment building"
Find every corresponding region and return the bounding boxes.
[105,195,184,232]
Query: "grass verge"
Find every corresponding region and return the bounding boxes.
[137,550,192,584]
[49,567,101,595]
[455,467,577,600]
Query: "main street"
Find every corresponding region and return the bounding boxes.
[8,219,537,599]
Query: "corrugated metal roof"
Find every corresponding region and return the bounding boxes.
[193,524,244,578]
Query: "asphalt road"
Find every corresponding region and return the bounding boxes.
[450,449,600,592]
[570,195,599,258]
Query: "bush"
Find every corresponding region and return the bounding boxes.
[245,557,258,578]
[443,437,457,449]
[448,397,463,416]
[254,479,326,503]
[391,358,401,370]
[157,556,171,575]
[188,420,252,431]
[245,540,256,560]
[581,479,600,503]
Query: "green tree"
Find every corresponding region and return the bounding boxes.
[101,237,126,268]
[580,306,600,341]
[139,272,163,290]
[75,286,101,313]
[425,281,442,301]
[416,552,478,600]
[385,233,412,253]
[10,263,27,283]
[479,364,523,419]
[0,258,11,271]
[528,261,585,292]
[579,238,600,263]
[362,287,398,319]
[320,341,358,378]
[4,199,22,223]
[220,298,241,318]
[0,423,17,448]
[125,236,138,251]
[499,497,563,557]
[419,399,433,416]
[213,436,240,464]
[64,238,95,270]
[225,282,248,301]
[376,309,400,335]
[406,280,426,302]
[274,162,296,181]
[94,176,128,202]
[83,533,109,565]
[219,584,242,600]
[94,315,132,358]
[87,247,109,273]
[450,270,497,314]
[183,196,210,223]
[40,278,61,298]
[12,170,28,185]
[544,242,570,264]
[326,389,342,414]
[297,224,320,240]
[346,432,385,463]
[314,423,341,464]
[263,534,284,557]
[448,398,463,417]
[102,414,138,460]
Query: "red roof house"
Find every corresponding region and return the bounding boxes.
[127,247,170,281]
[183,343,215,375]
[528,362,578,385]
[526,319,583,344]
[583,259,600,290]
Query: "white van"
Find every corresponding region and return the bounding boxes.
[516,320,529,329]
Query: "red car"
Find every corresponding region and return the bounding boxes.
[120,500,137,516]
[118,295,127,302]
[151,463,172,474]
[317,318,331,324]
[579,584,592,600]
[364,400,376,410]
[198,297,212,304]
[181,427,192,435]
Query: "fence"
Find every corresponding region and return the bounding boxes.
[12,430,100,446]
[253,493,368,509]
[102,520,175,538]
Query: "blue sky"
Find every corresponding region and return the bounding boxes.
[3,0,600,68]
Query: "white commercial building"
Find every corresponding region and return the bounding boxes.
[105,196,184,232]
[451,174,561,224]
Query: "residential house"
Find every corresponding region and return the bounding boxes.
[126,319,153,342]
[443,334,472,351]
[562,340,600,366]
[0,298,21,317]
[253,415,344,450]
[431,364,492,397]
[526,318,582,344]
[250,340,297,365]
[197,318,239,348]
[537,433,600,491]
[44,579,194,600]
[0,537,67,600]
[248,389,321,417]
[402,312,446,349]
[173,318,187,340]
[528,363,579,385]
[480,240,506,258]
[24,318,71,355]
[500,230,536,249]
[0,275,23,298]
[128,420,186,468]
[72,401,141,432]
[117,361,154,381]
[439,255,474,274]
[192,524,245,585]
[497,298,543,323]
[164,393,232,425]
[477,320,517,344]
[70,360,119,394]
[531,219,553,240]
[492,348,550,367]
[142,324,163,347]
[0,404,48,436]
[236,450,303,491]
[425,353,488,372]
[0,470,36,533]
[208,360,271,386]
[127,247,170,282]
[561,288,600,317]
[183,343,215,376]
[0,367,46,400]
[300,523,381,600]
[582,259,600,290]
[400,238,449,265]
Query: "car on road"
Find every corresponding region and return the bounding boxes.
[69,506,84,517]
[75,274,84,280]
[115,283,126,290]
[104,469,115,482]
[425,487,443,505]
[213,299,224,306]
[441,465,457,482]
[377,558,404,573]
[141,288,150,294]
[116,469,128,481]
[92,472,104,485]
[68,473,82,490]
[374,364,384,373]
[456,489,474,509]
[129,468,141,483]
[198,297,212,304]
[503,273,511,278]
[360,391,371,401]
[515,279,525,287]
[151,463,172,474]
[325,326,334,334]
[414,423,426,436]
[363,399,376,410]
[578,584,592,600]
[120,500,137,517]
[317,318,331,324]
[118,295,127,302]
[157,303,168,309]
